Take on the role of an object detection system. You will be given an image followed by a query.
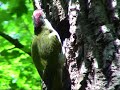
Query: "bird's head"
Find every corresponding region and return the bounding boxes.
[33,9,45,27]
[33,9,46,35]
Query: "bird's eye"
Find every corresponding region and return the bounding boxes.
[50,30,52,33]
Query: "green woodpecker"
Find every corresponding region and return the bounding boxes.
[31,9,64,90]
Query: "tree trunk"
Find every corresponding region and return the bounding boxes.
[34,0,120,90]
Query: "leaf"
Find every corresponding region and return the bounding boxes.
[8,0,28,17]
[0,10,12,22]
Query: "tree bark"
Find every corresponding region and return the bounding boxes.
[33,0,120,89]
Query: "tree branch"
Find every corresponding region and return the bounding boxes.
[0,31,31,56]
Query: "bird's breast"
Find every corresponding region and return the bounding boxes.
[36,31,61,60]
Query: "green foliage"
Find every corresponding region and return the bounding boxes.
[0,0,42,89]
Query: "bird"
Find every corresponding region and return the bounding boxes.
[31,9,64,90]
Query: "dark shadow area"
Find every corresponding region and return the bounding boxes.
[56,18,70,44]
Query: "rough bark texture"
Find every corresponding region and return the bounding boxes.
[34,0,120,90]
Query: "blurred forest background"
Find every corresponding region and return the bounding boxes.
[0,0,42,89]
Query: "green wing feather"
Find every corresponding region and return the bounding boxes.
[31,36,47,78]
[31,28,63,90]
